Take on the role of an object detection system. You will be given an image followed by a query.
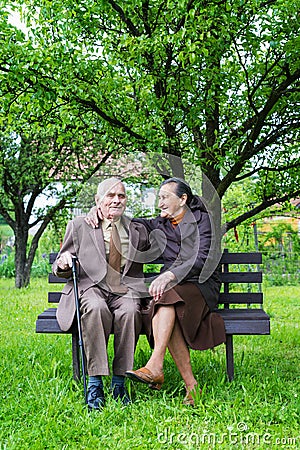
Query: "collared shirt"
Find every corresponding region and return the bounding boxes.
[101,217,129,268]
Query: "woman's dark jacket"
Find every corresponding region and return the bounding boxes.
[135,195,221,311]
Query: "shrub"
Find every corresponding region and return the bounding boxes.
[0,253,15,278]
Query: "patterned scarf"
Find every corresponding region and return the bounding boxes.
[169,210,186,227]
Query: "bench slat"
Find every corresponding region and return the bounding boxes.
[220,252,262,264]
[36,307,270,335]
[37,308,270,322]
[219,292,263,304]
[49,253,58,264]
[48,274,69,283]
[220,272,262,283]
[36,308,62,333]
[217,308,269,320]
[143,272,263,284]
[48,291,263,305]
[223,319,270,334]
[36,318,63,333]
[48,292,62,302]
[37,307,58,319]
[49,272,263,284]
[50,252,262,265]
[217,309,270,334]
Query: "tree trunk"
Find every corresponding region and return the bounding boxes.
[14,222,30,288]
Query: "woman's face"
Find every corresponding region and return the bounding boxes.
[158,182,187,219]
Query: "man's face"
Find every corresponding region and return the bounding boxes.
[96,182,127,221]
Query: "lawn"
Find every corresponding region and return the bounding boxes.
[0,279,299,449]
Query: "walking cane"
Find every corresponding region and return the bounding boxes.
[71,256,87,404]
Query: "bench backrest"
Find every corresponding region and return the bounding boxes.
[47,250,263,308]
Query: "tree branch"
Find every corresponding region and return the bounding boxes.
[107,0,141,36]
[224,189,300,233]
[236,161,300,182]
[219,68,300,197]
[174,0,196,33]
[226,68,300,145]
[74,97,147,142]
[0,202,15,230]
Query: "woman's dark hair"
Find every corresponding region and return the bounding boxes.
[160,177,194,205]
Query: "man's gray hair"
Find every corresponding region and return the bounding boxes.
[96,177,124,201]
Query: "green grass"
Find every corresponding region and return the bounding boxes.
[0,280,299,449]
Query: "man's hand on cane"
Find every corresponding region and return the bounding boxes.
[57,251,73,271]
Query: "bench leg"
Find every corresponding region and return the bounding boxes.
[226,334,234,381]
[72,331,80,381]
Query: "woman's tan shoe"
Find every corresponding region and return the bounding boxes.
[125,367,164,391]
[183,387,202,406]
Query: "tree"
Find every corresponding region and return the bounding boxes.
[4,1,300,207]
[1,1,300,285]
[0,125,115,287]
[0,9,123,287]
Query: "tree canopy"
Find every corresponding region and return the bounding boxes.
[3,1,300,200]
[0,0,299,286]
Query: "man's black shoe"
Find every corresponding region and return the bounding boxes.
[112,384,131,406]
[87,385,105,410]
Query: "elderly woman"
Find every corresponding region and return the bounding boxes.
[125,177,225,405]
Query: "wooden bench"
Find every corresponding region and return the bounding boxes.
[36,250,270,381]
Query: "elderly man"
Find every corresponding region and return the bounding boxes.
[53,178,149,409]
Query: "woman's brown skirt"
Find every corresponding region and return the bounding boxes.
[141,283,226,351]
